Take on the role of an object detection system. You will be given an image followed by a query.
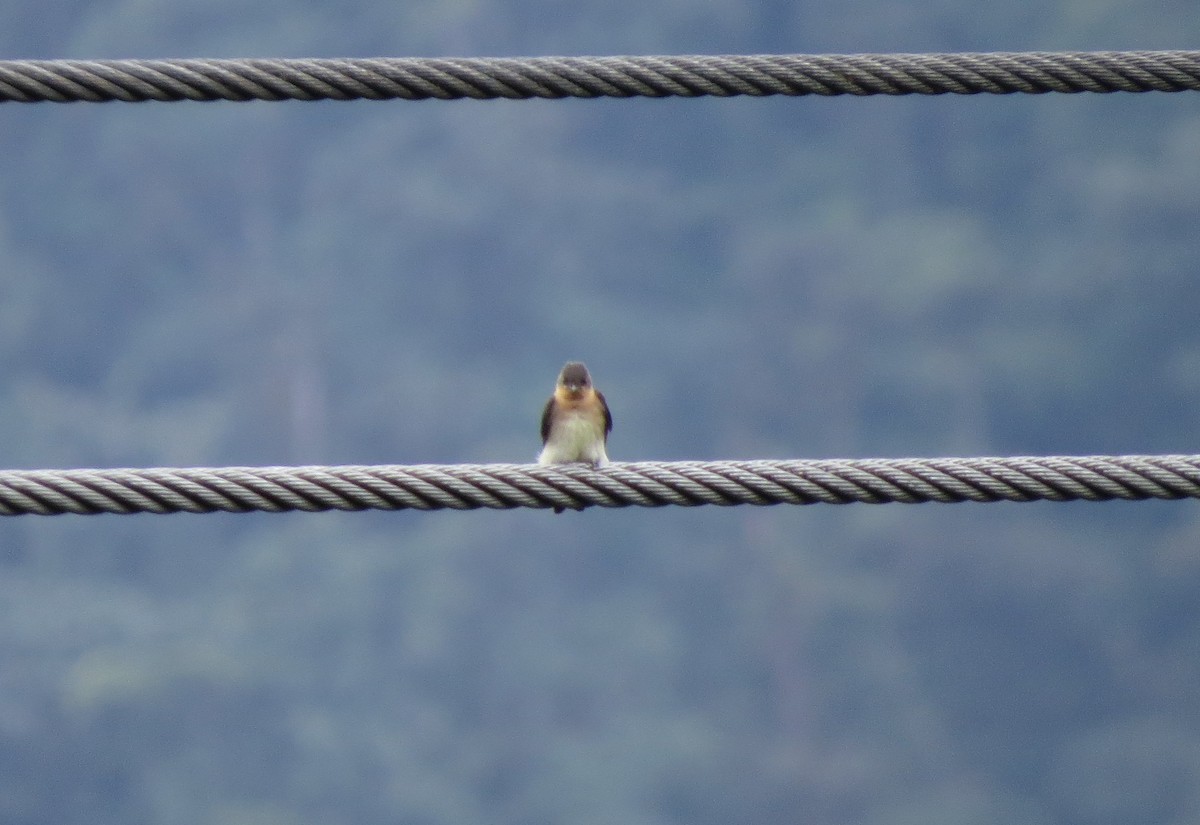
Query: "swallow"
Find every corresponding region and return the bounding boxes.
[539,362,612,511]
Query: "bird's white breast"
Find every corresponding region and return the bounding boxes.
[539,408,609,466]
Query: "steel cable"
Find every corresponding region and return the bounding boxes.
[0,51,1197,104]
[1,455,1198,515]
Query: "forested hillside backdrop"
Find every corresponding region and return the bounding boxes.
[1,3,1199,823]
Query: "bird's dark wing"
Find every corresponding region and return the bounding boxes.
[596,390,613,439]
[540,396,555,444]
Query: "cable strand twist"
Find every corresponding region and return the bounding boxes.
[1,455,1199,516]
[0,51,1198,104]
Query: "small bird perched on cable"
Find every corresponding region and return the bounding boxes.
[539,361,611,467]
[539,361,612,511]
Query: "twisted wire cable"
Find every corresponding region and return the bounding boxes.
[1,455,1199,515]
[0,51,1197,104]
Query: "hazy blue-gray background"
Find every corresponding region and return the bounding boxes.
[2,2,1200,823]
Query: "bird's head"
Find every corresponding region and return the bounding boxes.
[557,361,593,396]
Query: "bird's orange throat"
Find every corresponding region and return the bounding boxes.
[554,386,589,407]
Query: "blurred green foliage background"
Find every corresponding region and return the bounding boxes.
[1,3,1200,823]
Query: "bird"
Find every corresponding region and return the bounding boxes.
[538,361,612,511]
